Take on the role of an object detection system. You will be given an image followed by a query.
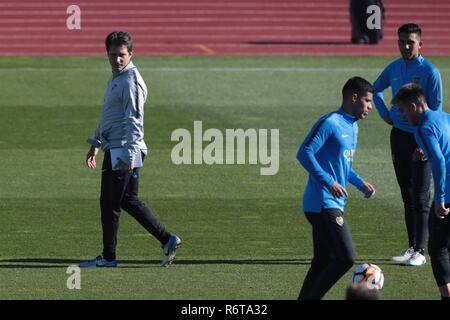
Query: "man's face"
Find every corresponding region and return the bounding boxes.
[398,33,422,61]
[352,92,373,119]
[108,44,132,72]
[398,101,419,125]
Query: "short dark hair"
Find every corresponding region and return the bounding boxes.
[392,83,427,106]
[397,23,422,38]
[346,284,380,300]
[105,31,133,53]
[342,76,374,100]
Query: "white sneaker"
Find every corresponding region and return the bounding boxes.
[391,247,415,262]
[405,252,426,266]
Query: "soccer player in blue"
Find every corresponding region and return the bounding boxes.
[373,23,443,266]
[394,83,450,300]
[297,77,376,300]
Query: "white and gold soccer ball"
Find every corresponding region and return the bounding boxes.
[352,263,384,290]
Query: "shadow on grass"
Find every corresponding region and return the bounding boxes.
[0,258,315,269]
[0,258,394,269]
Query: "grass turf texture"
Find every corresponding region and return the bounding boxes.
[1,56,450,299]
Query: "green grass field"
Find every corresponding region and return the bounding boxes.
[1,56,450,300]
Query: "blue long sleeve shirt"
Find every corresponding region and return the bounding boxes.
[373,55,442,133]
[415,110,450,204]
[297,108,365,213]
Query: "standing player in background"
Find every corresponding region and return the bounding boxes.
[297,77,376,300]
[80,31,181,268]
[350,0,385,44]
[394,84,450,300]
[373,23,443,266]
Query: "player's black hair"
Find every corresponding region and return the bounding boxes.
[397,23,422,38]
[342,76,374,100]
[105,31,133,53]
[392,83,427,106]
[346,284,380,300]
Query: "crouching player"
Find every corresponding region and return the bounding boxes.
[394,83,450,300]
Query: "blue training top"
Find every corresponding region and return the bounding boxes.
[415,110,450,204]
[374,55,442,133]
[297,108,365,213]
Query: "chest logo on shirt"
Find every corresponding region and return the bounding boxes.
[343,149,355,162]
[336,216,344,226]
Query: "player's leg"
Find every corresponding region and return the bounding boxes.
[121,153,180,266]
[390,128,416,259]
[298,213,332,299]
[305,209,355,300]
[410,158,431,261]
[428,203,450,299]
[121,162,171,245]
[80,150,130,267]
[100,149,131,261]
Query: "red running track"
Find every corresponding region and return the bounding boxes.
[1,0,450,56]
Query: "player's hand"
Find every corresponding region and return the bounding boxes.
[86,146,99,169]
[330,183,348,198]
[435,203,449,219]
[359,181,376,198]
[118,159,133,173]
[412,148,427,162]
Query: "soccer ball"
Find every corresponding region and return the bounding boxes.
[352,263,384,290]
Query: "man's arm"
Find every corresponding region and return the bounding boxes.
[423,131,448,219]
[86,145,99,169]
[86,125,101,169]
[348,168,376,198]
[86,125,102,148]
[373,66,393,125]
[120,76,145,170]
[297,118,335,189]
[418,127,446,210]
[426,68,443,111]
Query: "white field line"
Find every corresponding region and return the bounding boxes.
[2,67,450,73]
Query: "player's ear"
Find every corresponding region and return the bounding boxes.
[351,93,358,104]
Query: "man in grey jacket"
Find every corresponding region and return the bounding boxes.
[80,31,181,268]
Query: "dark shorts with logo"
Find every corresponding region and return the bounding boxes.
[305,208,356,265]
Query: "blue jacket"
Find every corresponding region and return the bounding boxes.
[374,55,442,133]
[415,110,450,204]
[297,108,365,213]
